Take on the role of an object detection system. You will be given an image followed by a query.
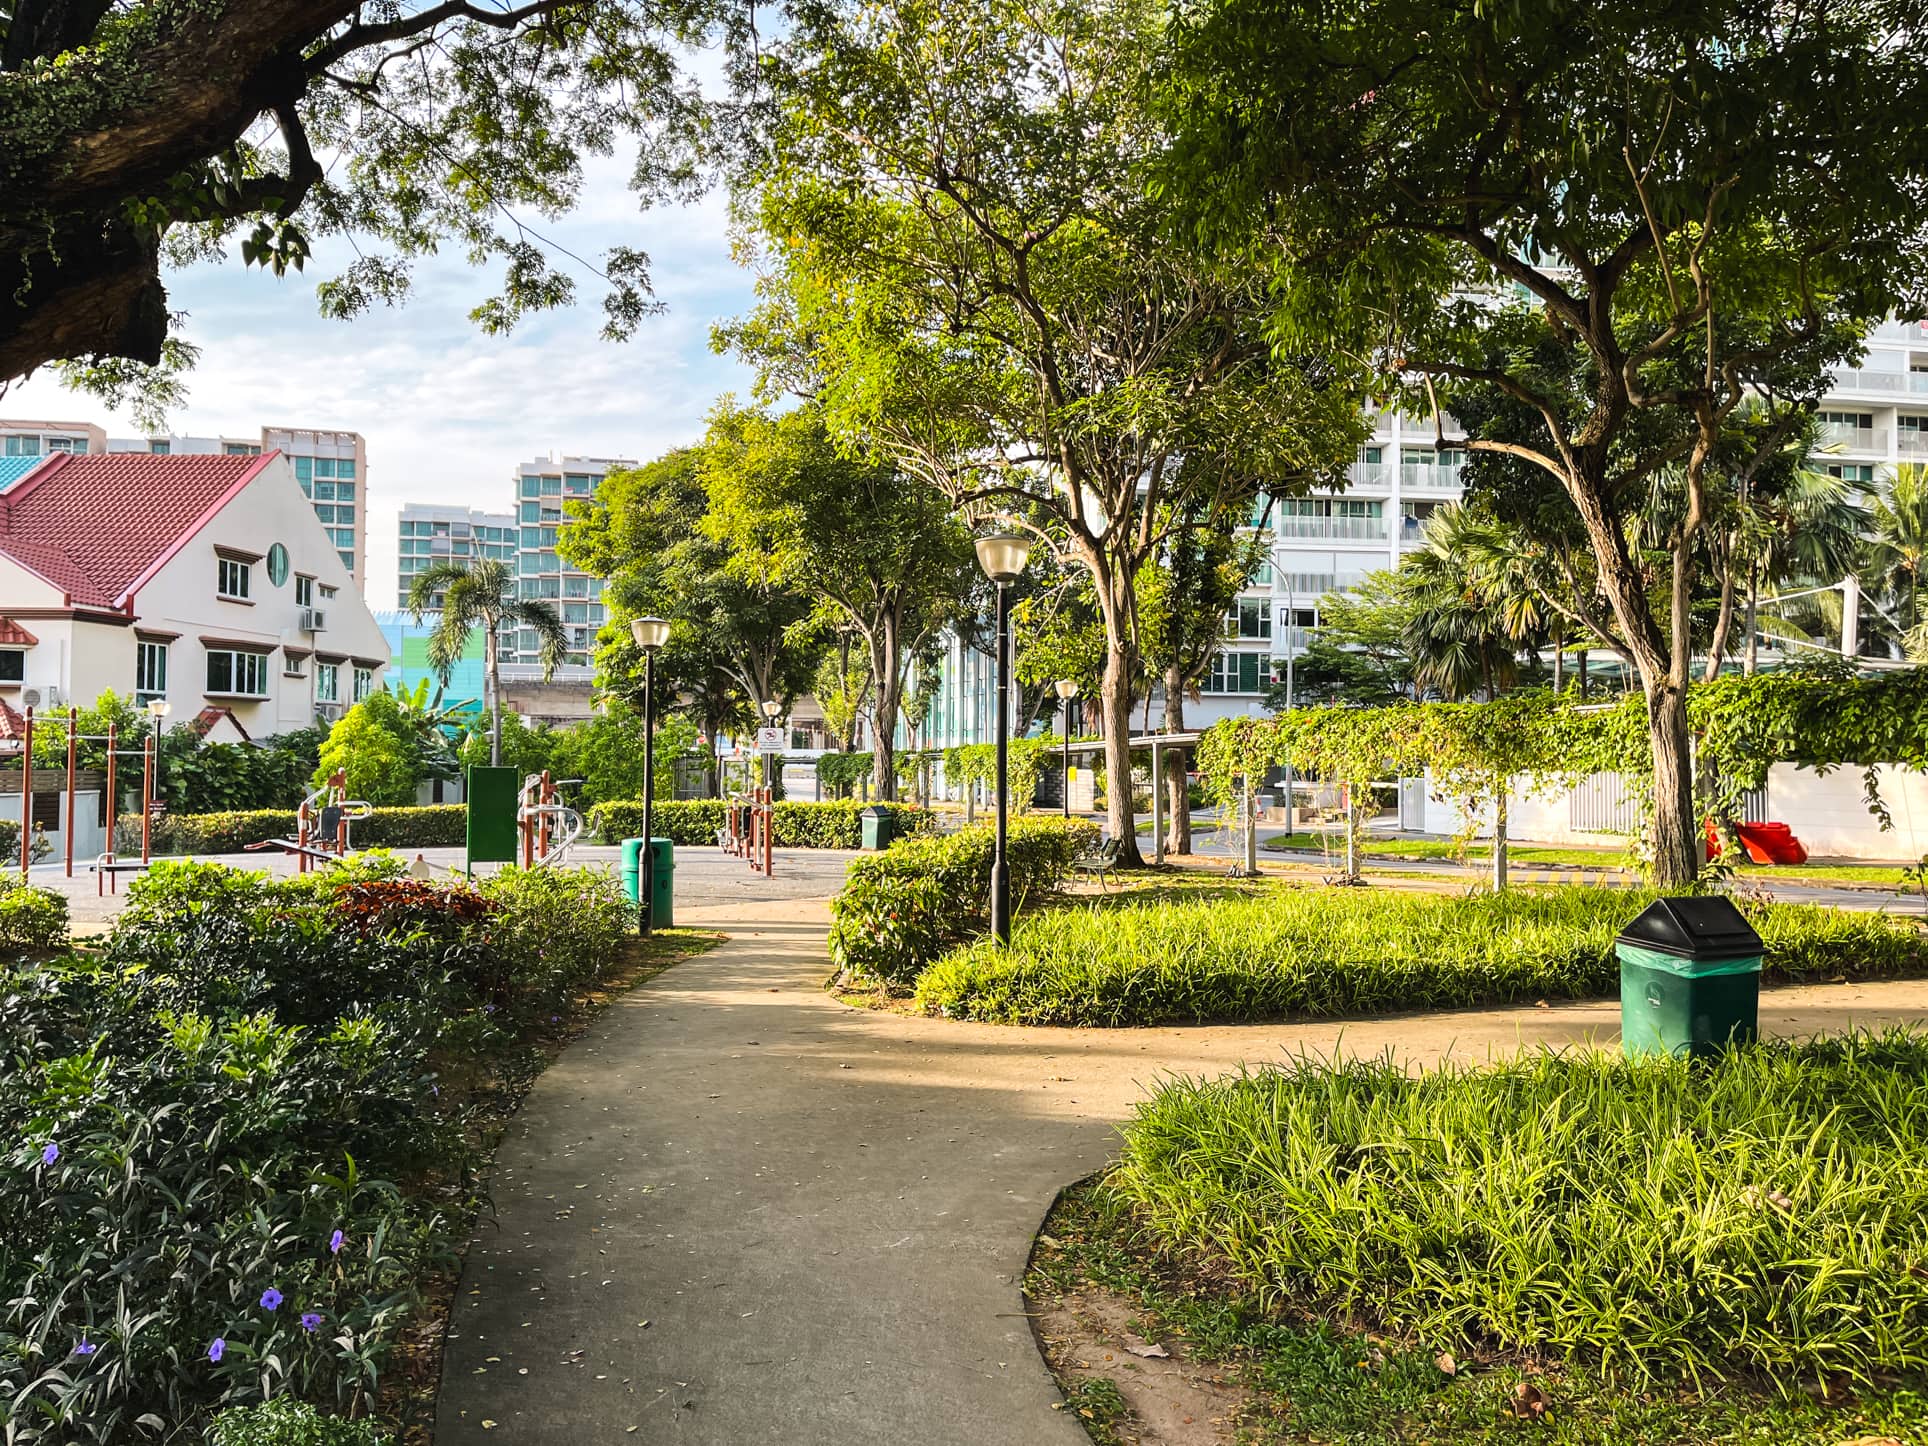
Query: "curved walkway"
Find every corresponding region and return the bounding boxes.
[435,900,1928,1444]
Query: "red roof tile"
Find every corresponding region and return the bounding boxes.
[189,705,252,742]
[0,453,275,609]
[0,618,38,647]
[0,699,23,740]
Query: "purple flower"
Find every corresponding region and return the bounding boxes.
[73,1339,96,1357]
[260,1288,283,1312]
[40,1142,57,1166]
[207,1338,225,1363]
[329,1229,344,1255]
[300,1312,323,1333]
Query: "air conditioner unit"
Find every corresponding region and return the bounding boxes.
[300,608,327,632]
[21,688,41,710]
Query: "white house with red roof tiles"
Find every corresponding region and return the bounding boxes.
[0,451,387,736]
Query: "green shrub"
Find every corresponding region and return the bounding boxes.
[138,805,467,855]
[0,978,437,1442]
[1110,1033,1928,1387]
[0,855,643,1442]
[828,816,1100,988]
[0,877,67,953]
[915,886,1928,1025]
[586,797,933,849]
[0,819,19,860]
[474,865,634,1015]
[208,1398,390,1446]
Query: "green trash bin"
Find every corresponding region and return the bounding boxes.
[859,804,894,851]
[648,837,674,928]
[1615,896,1763,1059]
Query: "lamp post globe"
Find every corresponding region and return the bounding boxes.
[629,616,669,938]
[974,531,1033,946]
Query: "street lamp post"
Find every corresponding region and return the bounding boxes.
[630,616,671,937]
[974,532,1033,946]
[761,697,783,791]
[1053,679,1078,819]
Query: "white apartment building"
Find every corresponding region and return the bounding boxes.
[512,454,633,670]
[0,451,388,735]
[397,503,516,610]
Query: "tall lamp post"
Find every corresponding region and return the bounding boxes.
[974,532,1033,946]
[1053,679,1078,819]
[630,616,671,936]
[761,698,783,791]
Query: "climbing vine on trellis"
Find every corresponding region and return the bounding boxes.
[1196,675,1928,879]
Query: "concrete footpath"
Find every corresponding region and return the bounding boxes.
[434,901,1928,1445]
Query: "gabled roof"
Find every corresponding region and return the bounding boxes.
[0,699,24,741]
[0,452,276,610]
[189,705,252,743]
[0,618,39,647]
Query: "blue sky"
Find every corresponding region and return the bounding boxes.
[2,146,759,604]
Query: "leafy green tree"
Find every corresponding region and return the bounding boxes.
[547,701,698,806]
[729,0,1364,862]
[456,710,556,783]
[407,558,568,769]
[700,404,978,800]
[1267,573,1416,710]
[1,1,737,392]
[1160,0,1928,883]
[560,448,820,760]
[312,693,421,807]
[813,644,872,757]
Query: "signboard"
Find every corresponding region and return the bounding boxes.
[466,766,520,866]
[755,726,787,752]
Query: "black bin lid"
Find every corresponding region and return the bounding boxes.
[1615,896,1763,959]
[860,803,890,818]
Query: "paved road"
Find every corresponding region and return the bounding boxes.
[433,900,1928,1445]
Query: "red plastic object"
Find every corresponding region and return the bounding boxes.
[1705,819,1808,866]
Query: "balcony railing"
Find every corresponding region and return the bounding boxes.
[1346,462,1394,489]
[1277,626,1313,654]
[1399,463,1464,492]
[1272,514,1390,541]
[1900,432,1928,460]
[1830,367,1928,396]
[1819,423,1888,454]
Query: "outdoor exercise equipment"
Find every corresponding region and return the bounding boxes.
[7,705,165,892]
[720,785,775,876]
[517,768,583,868]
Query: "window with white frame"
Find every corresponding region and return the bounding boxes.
[295,575,314,609]
[352,666,373,702]
[284,652,308,678]
[217,556,252,600]
[0,649,23,684]
[316,662,340,703]
[135,640,168,702]
[1202,650,1266,694]
[206,649,269,697]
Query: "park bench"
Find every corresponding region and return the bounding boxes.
[1070,836,1122,891]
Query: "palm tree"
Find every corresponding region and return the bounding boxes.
[1865,463,1928,656]
[407,559,569,767]
[1398,505,1540,700]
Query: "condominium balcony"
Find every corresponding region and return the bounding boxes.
[1345,462,1394,489]
[1399,463,1464,492]
[1274,515,1390,542]
[1899,432,1928,460]
[1819,422,1888,454]
[1829,366,1928,397]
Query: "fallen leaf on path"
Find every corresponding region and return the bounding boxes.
[1436,1352,1458,1376]
[1508,1381,1550,1419]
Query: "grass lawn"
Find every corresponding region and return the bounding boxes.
[1032,1180,1928,1446]
[1260,831,1917,888]
[915,880,1927,1026]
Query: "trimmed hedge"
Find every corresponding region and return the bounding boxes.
[915,886,1928,1026]
[587,797,935,849]
[1112,1033,1928,1386]
[828,816,1100,989]
[0,877,68,953]
[134,805,468,855]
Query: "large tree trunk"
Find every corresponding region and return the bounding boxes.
[1099,641,1144,865]
[1161,662,1190,856]
[1648,684,1700,886]
[868,612,902,802]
